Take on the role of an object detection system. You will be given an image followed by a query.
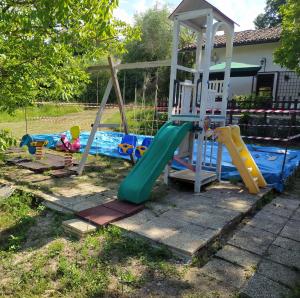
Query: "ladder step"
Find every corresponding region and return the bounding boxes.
[248,167,253,173]
[253,176,258,183]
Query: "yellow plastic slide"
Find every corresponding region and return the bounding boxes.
[216,125,267,194]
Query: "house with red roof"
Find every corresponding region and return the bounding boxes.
[182,26,300,103]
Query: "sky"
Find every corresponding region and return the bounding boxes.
[114,0,267,31]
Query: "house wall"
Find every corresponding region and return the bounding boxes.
[206,42,287,98]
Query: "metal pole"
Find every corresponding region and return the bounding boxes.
[24,107,28,134]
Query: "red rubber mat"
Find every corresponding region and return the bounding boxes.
[76,200,144,226]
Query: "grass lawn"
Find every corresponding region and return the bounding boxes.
[0,191,187,297]
[0,105,84,123]
[0,104,167,140]
[0,108,119,140]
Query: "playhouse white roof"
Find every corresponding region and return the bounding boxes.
[170,0,237,30]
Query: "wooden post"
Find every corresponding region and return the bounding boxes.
[108,56,135,164]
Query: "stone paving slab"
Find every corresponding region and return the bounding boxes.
[262,200,297,218]
[246,210,288,234]
[216,245,260,269]
[113,209,157,231]
[266,244,300,270]
[62,219,97,237]
[113,186,271,257]
[240,273,291,298]
[163,208,236,231]
[273,235,300,252]
[280,219,300,242]
[271,197,300,210]
[228,226,276,256]
[201,258,248,289]
[160,224,218,256]
[291,209,300,222]
[257,259,300,289]
[128,216,186,242]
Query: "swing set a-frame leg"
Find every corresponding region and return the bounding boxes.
[77,57,134,175]
[108,56,135,165]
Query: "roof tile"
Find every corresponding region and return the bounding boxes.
[183,26,282,50]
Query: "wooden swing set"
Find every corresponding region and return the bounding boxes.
[76,56,171,175]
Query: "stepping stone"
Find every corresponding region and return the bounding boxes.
[18,161,56,173]
[216,245,260,269]
[50,169,77,178]
[228,226,275,255]
[201,258,248,289]
[280,219,300,242]
[240,273,291,298]
[257,259,300,289]
[0,184,15,199]
[77,205,125,226]
[266,244,300,270]
[5,147,24,154]
[104,200,144,216]
[62,219,97,237]
[77,199,144,227]
[6,157,31,164]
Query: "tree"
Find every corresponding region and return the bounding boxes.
[121,5,196,102]
[254,0,286,29]
[123,6,173,63]
[274,0,300,74]
[0,0,138,112]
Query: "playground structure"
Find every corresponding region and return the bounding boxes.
[74,0,267,202]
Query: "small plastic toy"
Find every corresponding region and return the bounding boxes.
[56,126,81,153]
[20,134,49,159]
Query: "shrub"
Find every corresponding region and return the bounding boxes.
[232,93,272,109]
[0,129,16,152]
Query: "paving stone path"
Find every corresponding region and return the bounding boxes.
[199,192,300,297]
[114,183,270,257]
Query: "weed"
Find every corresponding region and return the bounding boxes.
[47,240,65,258]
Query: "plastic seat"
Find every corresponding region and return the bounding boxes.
[135,137,152,159]
[118,135,137,156]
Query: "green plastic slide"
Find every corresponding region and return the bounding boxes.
[118,121,193,204]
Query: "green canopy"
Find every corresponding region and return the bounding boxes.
[209,62,261,79]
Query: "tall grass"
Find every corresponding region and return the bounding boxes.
[0,104,84,123]
[103,107,167,136]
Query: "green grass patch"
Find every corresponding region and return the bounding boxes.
[0,192,182,297]
[0,104,84,123]
[103,107,167,135]
[0,192,41,251]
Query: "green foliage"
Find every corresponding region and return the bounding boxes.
[0,0,139,112]
[0,192,38,251]
[274,0,300,74]
[124,6,172,63]
[0,129,16,152]
[232,94,272,109]
[254,0,286,29]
